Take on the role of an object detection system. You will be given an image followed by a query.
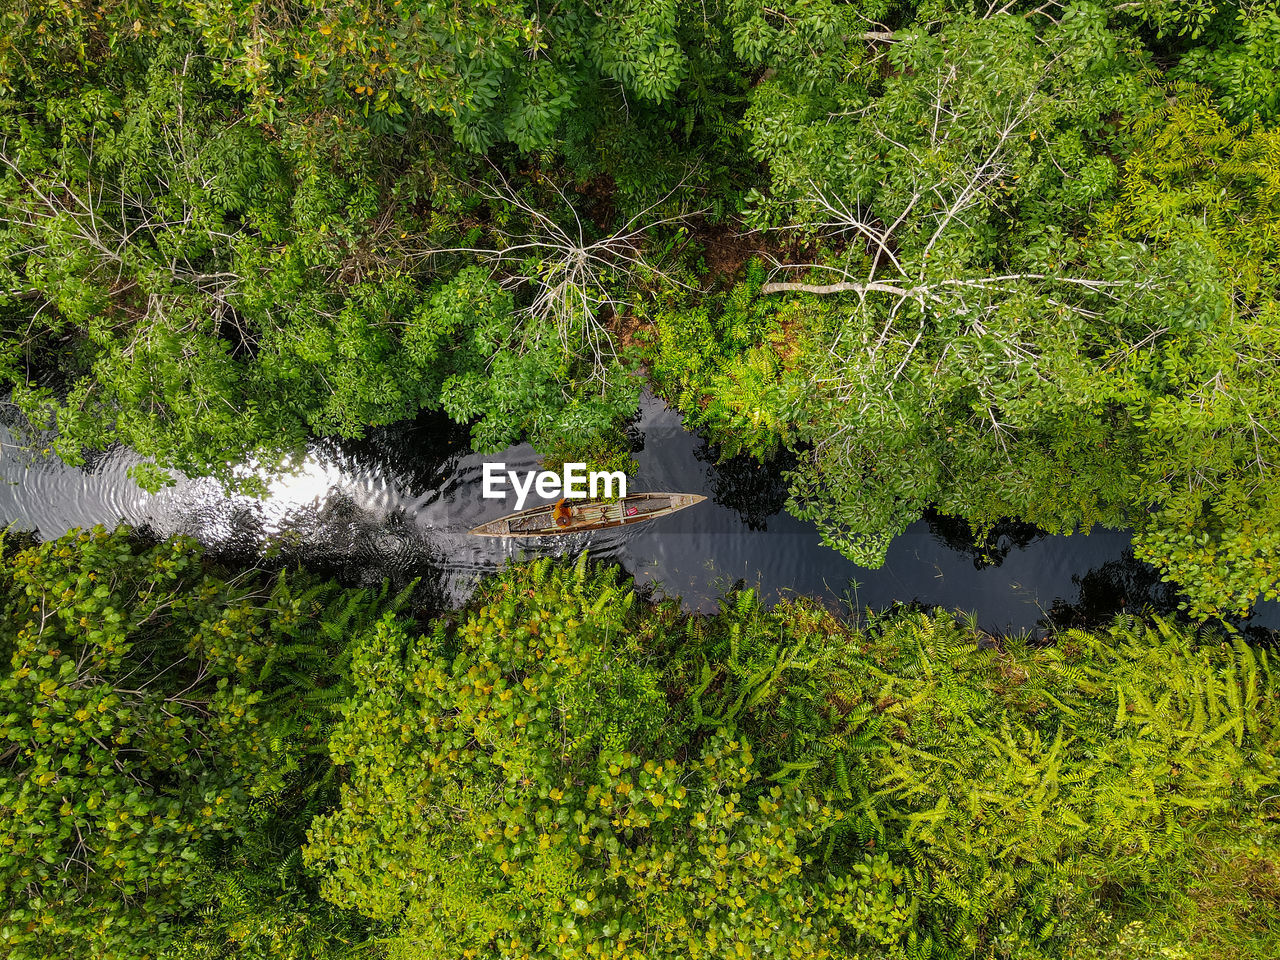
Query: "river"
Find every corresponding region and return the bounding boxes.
[2,394,1275,634]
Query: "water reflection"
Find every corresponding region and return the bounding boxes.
[923,513,1046,570]
[1046,549,1182,628]
[692,439,794,531]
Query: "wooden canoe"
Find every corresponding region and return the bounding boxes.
[469,493,706,537]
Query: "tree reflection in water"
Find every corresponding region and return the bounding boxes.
[924,512,1045,570]
[692,435,795,531]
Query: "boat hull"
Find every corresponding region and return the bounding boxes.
[469,493,706,537]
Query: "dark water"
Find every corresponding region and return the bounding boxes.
[2,395,1275,633]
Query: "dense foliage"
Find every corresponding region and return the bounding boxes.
[306,556,888,960]
[3,0,1280,946]
[305,553,1280,960]
[0,528,386,960]
[0,533,1276,959]
[0,41,648,488]
[647,10,1280,618]
[2,0,1278,612]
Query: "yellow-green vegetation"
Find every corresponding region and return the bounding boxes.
[1105,813,1280,960]
[1,533,1277,958]
[305,555,908,960]
[305,554,1278,960]
[0,528,392,960]
[3,0,1280,954]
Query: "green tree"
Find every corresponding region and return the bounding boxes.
[1095,95,1280,617]
[304,557,910,960]
[190,0,690,149]
[0,38,654,486]
[1176,7,1280,123]
[665,9,1161,565]
[653,11,1279,616]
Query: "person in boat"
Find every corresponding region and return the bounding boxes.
[553,498,573,527]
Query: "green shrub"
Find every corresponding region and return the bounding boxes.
[0,527,381,960]
[3,534,1275,960]
[304,556,1280,960]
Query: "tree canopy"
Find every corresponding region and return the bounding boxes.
[3,5,1280,949]
[1,0,1277,608]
